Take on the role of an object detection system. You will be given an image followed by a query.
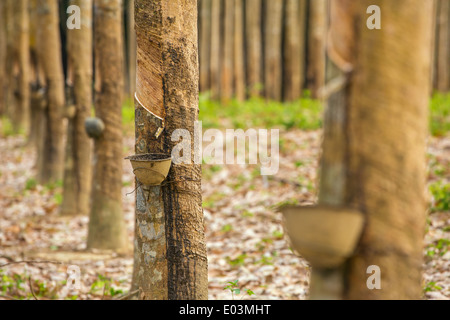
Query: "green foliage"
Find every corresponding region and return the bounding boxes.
[426,239,450,257]
[424,281,442,293]
[430,92,450,137]
[0,117,15,137]
[89,274,123,298]
[199,94,323,130]
[25,178,38,191]
[429,181,450,212]
[226,254,248,268]
[223,280,255,300]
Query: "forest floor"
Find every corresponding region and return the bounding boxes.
[0,125,449,300]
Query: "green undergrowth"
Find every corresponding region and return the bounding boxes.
[430,92,450,137]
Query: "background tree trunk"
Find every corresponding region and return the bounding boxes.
[221,0,234,103]
[87,0,128,252]
[306,0,326,99]
[0,1,6,116]
[210,0,221,100]
[283,0,305,101]
[128,0,137,97]
[264,0,283,100]
[61,0,93,217]
[199,0,211,93]
[245,0,262,98]
[132,0,208,300]
[36,0,65,184]
[233,0,245,101]
[435,0,450,92]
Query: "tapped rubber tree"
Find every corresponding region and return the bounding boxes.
[36,0,65,184]
[312,0,434,299]
[131,0,208,300]
[61,0,93,217]
[86,0,128,251]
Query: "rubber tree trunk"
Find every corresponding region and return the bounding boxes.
[199,0,211,93]
[245,0,262,98]
[264,0,283,100]
[221,0,234,103]
[128,0,137,97]
[283,0,306,101]
[435,0,450,92]
[316,0,434,300]
[233,0,245,101]
[306,0,326,99]
[131,0,208,300]
[210,0,221,100]
[0,1,6,116]
[87,0,128,252]
[13,0,30,134]
[61,0,93,217]
[36,0,65,184]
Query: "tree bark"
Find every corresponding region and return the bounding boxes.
[36,0,65,184]
[132,0,208,300]
[306,0,326,99]
[87,0,128,251]
[233,0,245,101]
[245,0,262,98]
[317,0,434,300]
[221,0,234,103]
[210,0,221,100]
[61,0,93,217]
[128,0,137,97]
[264,0,283,100]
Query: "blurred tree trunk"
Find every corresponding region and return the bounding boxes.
[28,0,45,150]
[233,0,245,101]
[132,0,208,300]
[210,0,221,100]
[87,0,128,251]
[264,0,283,100]
[0,1,6,116]
[316,0,434,300]
[307,0,326,99]
[221,0,234,103]
[245,0,262,97]
[36,0,65,184]
[128,0,137,96]
[283,0,306,101]
[14,0,30,134]
[199,0,211,93]
[61,0,93,217]
[435,0,450,92]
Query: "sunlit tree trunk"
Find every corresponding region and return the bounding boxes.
[306,0,326,99]
[36,0,65,184]
[87,0,128,251]
[61,0,93,217]
[245,0,262,97]
[132,0,208,300]
[264,0,283,100]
